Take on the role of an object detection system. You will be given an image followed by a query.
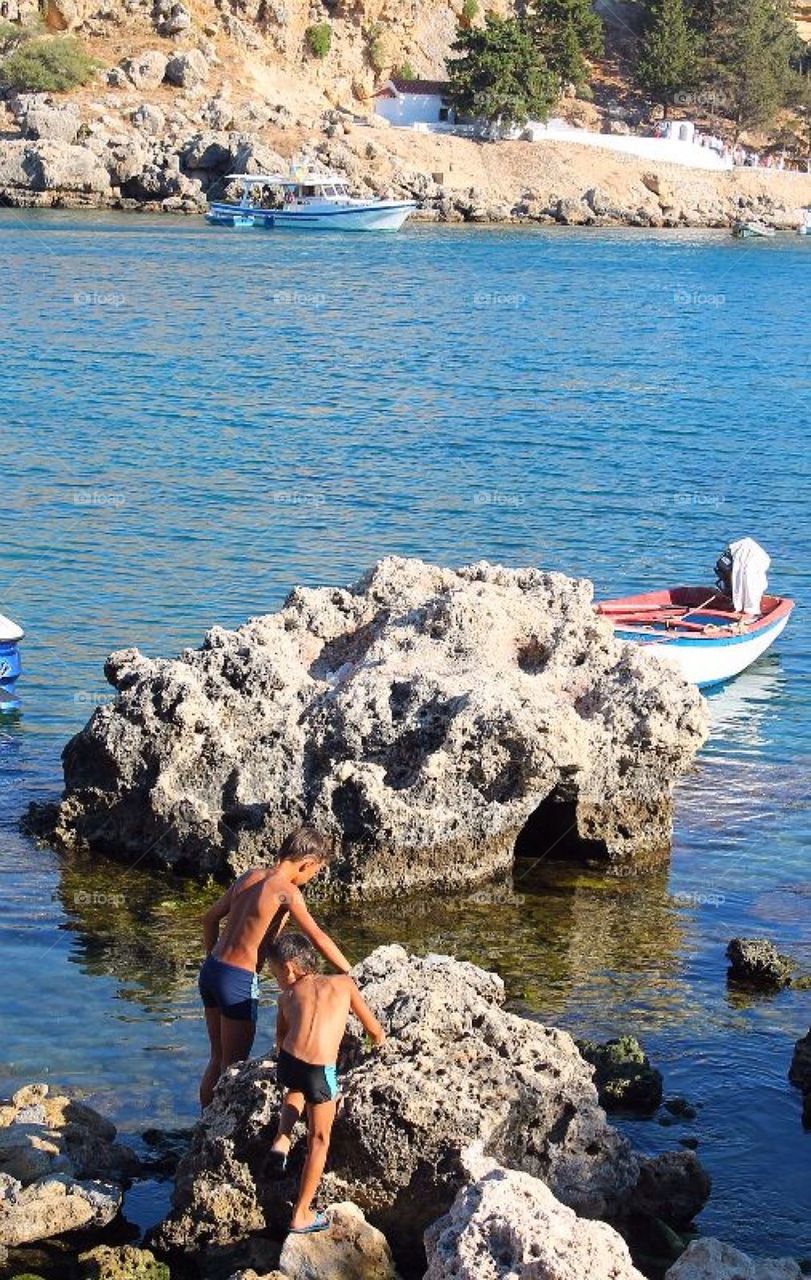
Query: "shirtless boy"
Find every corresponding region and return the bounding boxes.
[266,931,386,1235]
[198,826,353,1109]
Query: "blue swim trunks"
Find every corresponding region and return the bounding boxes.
[277,1048,339,1105]
[198,954,259,1022]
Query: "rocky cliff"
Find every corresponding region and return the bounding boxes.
[42,557,708,897]
[1,0,810,224]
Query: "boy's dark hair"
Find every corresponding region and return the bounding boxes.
[279,826,334,866]
[267,931,319,974]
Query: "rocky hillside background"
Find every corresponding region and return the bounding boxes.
[1,0,810,220]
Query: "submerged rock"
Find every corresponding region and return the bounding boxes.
[278,1201,397,1279]
[788,1027,811,1127]
[78,1245,170,1280]
[151,946,641,1266]
[0,1084,135,1247]
[664,1237,803,1279]
[576,1036,663,1115]
[726,938,794,988]
[44,557,707,899]
[424,1151,646,1280]
[629,1151,711,1227]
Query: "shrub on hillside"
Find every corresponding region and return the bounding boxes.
[305,21,331,58]
[462,0,479,21]
[0,35,98,91]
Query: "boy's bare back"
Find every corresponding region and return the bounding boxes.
[213,867,293,970]
[278,974,354,1066]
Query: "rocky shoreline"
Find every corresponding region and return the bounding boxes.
[2,90,811,229]
[2,949,808,1279]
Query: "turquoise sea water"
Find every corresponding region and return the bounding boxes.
[1,210,809,1261]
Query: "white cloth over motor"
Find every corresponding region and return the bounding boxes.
[728,537,770,615]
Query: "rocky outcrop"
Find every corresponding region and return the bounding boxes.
[0,1172,122,1246]
[424,1151,646,1280]
[726,938,794,988]
[79,1245,170,1280]
[151,946,645,1267]
[576,1036,663,1115]
[43,557,707,898]
[0,1083,135,1246]
[664,1238,803,1280]
[278,1202,397,1279]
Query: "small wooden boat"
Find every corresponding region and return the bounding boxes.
[595,587,793,689]
[0,611,24,704]
[731,220,776,239]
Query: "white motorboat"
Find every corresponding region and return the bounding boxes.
[207,172,416,232]
[731,220,776,239]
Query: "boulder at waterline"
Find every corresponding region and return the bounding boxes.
[43,557,708,899]
[423,1151,646,1280]
[79,1245,170,1280]
[277,1201,397,1279]
[576,1035,663,1115]
[664,1237,803,1279]
[0,1172,122,1247]
[150,946,641,1265]
[0,1084,136,1247]
[628,1151,711,1227]
[726,938,794,989]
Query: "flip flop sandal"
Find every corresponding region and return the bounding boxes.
[289,1212,330,1235]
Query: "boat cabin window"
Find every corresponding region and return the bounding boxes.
[301,185,317,197]
[322,185,336,196]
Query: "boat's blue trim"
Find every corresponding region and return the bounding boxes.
[615,614,784,648]
[0,641,21,689]
[207,202,415,221]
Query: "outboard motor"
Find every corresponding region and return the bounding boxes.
[715,538,770,616]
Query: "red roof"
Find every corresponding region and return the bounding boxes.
[389,78,450,96]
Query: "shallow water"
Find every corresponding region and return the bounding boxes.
[1,210,809,1258]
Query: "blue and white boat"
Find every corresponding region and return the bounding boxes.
[206,172,417,232]
[597,587,793,689]
[0,612,24,703]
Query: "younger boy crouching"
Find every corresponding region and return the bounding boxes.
[266,932,386,1234]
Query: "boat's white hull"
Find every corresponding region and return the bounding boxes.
[207,200,416,232]
[616,613,790,688]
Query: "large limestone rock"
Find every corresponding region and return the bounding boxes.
[120,51,169,90]
[664,1238,802,1280]
[0,1083,135,1246]
[151,947,641,1265]
[47,558,707,898]
[0,1172,122,1245]
[0,140,110,197]
[278,1201,397,1279]
[424,1152,646,1280]
[164,49,210,89]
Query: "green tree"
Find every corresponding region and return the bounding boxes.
[527,0,603,88]
[705,0,800,129]
[0,35,97,91]
[634,0,699,114]
[447,13,558,127]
